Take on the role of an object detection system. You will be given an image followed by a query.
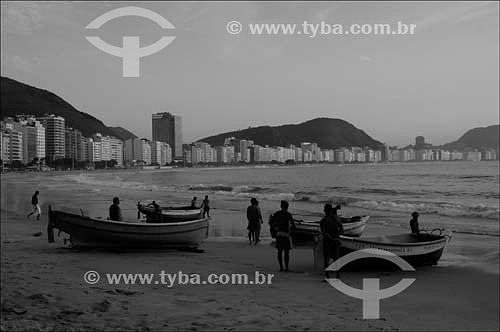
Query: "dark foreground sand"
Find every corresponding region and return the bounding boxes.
[1,208,499,331]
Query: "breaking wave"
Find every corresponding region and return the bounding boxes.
[61,173,499,220]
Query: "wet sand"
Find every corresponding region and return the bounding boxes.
[1,206,499,331]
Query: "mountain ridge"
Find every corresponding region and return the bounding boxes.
[198,117,383,149]
[441,125,499,150]
[0,76,137,141]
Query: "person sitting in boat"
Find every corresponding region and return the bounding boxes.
[410,212,420,234]
[147,201,161,222]
[320,203,344,278]
[191,197,198,208]
[109,197,122,221]
[332,204,341,216]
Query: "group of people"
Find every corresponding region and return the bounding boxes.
[191,196,211,218]
[29,187,422,275]
[250,198,422,274]
[260,199,343,273]
[107,195,212,222]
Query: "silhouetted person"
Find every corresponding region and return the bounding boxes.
[247,198,263,244]
[201,195,210,218]
[410,212,420,234]
[191,197,197,208]
[320,203,344,278]
[27,190,41,221]
[109,197,122,221]
[147,200,161,222]
[269,200,295,271]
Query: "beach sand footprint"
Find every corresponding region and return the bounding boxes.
[91,299,112,313]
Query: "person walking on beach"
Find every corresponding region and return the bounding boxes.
[201,195,210,218]
[410,212,420,234]
[191,197,198,208]
[27,191,41,221]
[320,203,344,278]
[269,200,295,271]
[109,197,122,221]
[246,198,263,244]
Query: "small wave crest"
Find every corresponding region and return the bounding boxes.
[349,200,499,220]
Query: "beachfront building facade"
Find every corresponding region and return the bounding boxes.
[0,129,23,164]
[124,137,150,165]
[150,141,172,165]
[89,134,123,166]
[25,119,46,162]
[152,112,182,159]
[65,128,83,162]
[1,117,46,164]
[38,115,65,161]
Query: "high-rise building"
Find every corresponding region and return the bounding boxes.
[38,115,65,160]
[415,136,425,150]
[65,128,83,162]
[0,129,23,163]
[90,134,123,166]
[150,141,171,165]
[4,117,45,164]
[26,119,46,162]
[152,112,182,158]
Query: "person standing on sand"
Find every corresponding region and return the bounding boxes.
[201,195,210,218]
[410,212,420,234]
[246,198,263,244]
[269,200,295,271]
[320,203,344,278]
[109,197,122,221]
[27,191,41,221]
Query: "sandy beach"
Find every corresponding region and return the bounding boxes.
[1,203,499,331]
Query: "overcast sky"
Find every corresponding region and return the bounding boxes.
[1,1,498,146]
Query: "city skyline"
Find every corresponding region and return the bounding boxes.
[2,112,497,169]
[1,2,498,146]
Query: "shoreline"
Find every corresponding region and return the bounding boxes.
[2,159,498,177]
[1,208,499,331]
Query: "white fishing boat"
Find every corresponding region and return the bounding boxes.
[339,231,451,267]
[47,206,209,249]
[294,215,369,240]
[137,202,203,222]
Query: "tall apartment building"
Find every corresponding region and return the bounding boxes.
[415,136,425,150]
[0,129,23,163]
[89,134,123,166]
[38,115,65,161]
[2,118,46,164]
[150,141,172,165]
[152,112,182,158]
[65,128,83,162]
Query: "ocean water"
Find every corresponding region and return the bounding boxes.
[1,161,499,237]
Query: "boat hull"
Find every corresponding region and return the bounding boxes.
[137,204,203,222]
[294,216,369,241]
[338,233,449,267]
[48,210,209,249]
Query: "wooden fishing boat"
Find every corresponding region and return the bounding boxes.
[137,202,203,222]
[47,207,209,249]
[293,216,369,241]
[338,230,452,267]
